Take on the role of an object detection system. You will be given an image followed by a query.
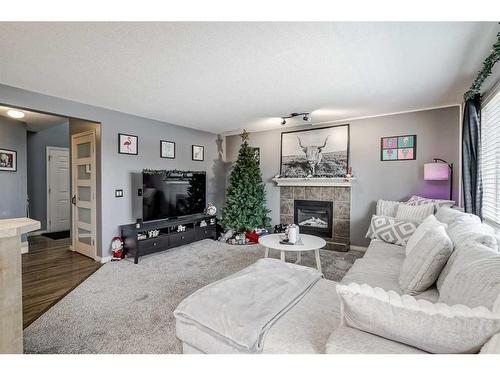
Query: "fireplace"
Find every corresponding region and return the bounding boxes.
[294,200,333,238]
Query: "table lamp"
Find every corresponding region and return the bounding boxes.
[424,158,453,200]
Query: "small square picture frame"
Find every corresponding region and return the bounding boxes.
[118,133,138,155]
[0,148,17,172]
[160,140,175,159]
[192,145,204,161]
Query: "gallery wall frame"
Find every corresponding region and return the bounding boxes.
[118,133,138,155]
[160,140,176,159]
[0,148,17,172]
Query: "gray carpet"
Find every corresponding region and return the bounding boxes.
[24,239,363,354]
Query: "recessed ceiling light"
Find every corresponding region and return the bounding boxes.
[7,109,25,119]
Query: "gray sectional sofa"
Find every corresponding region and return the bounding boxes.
[175,207,500,354]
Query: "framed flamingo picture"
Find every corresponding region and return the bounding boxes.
[380,134,416,161]
[118,133,138,155]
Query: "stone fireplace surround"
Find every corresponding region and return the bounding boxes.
[279,186,351,251]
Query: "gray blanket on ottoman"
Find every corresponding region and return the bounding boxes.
[174,258,323,353]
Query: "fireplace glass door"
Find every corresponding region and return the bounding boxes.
[294,200,333,238]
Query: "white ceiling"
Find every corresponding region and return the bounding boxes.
[0,105,68,132]
[0,22,498,134]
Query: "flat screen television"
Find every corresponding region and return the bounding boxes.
[142,170,206,221]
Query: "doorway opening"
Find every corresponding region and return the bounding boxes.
[0,104,101,328]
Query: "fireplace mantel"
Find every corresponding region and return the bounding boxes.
[272,177,355,187]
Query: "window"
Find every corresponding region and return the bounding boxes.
[481,88,500,228]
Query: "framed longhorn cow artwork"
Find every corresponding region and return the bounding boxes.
[280,124,350,178]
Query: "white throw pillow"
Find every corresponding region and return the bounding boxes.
[435,206,480,226]
[336,283,500,354]
[376,199,400,217]
[396,203,434,222]
[405,215,446,256]
[365,215,418,247]
[446,217,498,251]
[438,242,500,311]
[399,225,453,295]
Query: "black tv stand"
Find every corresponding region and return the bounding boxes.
[120,214,217,264]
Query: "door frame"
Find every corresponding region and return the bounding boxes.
[71,129,97,260]
[46,146,70,233]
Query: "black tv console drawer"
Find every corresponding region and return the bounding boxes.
[195,226,216,239]
[139,236,169,254]
[169,231,194,248]
[120,214,217,264]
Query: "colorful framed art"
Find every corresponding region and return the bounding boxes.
[380,135,416,161]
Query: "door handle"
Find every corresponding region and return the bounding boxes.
[71,195,77,205]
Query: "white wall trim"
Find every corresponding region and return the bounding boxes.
[458,103,463,207]
[222,103,462,136]
[350,245,367,252]
[96,255,112,264]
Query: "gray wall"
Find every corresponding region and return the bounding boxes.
[27,122,69,230]
[0,84,225,258]
[0,117,27,219]
[225,106,461,247]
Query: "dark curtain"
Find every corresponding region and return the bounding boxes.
[462,94,482,217]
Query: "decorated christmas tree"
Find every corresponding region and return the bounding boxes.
[221,138,271,232]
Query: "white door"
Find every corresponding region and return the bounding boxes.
[47,147,70,232]
[71,130,97,259]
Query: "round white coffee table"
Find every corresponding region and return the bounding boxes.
[258,233,326,272]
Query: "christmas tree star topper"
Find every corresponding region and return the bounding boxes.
[239,129,249,142]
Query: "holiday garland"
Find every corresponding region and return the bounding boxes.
[464,31,500,101]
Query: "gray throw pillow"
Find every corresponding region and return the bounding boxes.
[376,199,400,217]
[399,225,453,295]
[396,203,434,222]
[365,215,418,247]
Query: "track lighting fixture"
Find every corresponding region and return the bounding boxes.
[280,112,310,126]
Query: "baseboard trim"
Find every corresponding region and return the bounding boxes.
[96,255,112,264]
[350,245,368,252]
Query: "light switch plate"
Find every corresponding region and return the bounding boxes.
[115,189,123,198]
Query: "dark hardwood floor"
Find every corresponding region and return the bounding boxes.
[22,235,101,328]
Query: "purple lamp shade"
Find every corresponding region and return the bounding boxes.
[424,163,449,181]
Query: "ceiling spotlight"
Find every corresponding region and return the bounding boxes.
[280,112,310,126]
[7,109,25,119]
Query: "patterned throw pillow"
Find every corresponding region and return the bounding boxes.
[406,195,455,209]
[366,215,418,246]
